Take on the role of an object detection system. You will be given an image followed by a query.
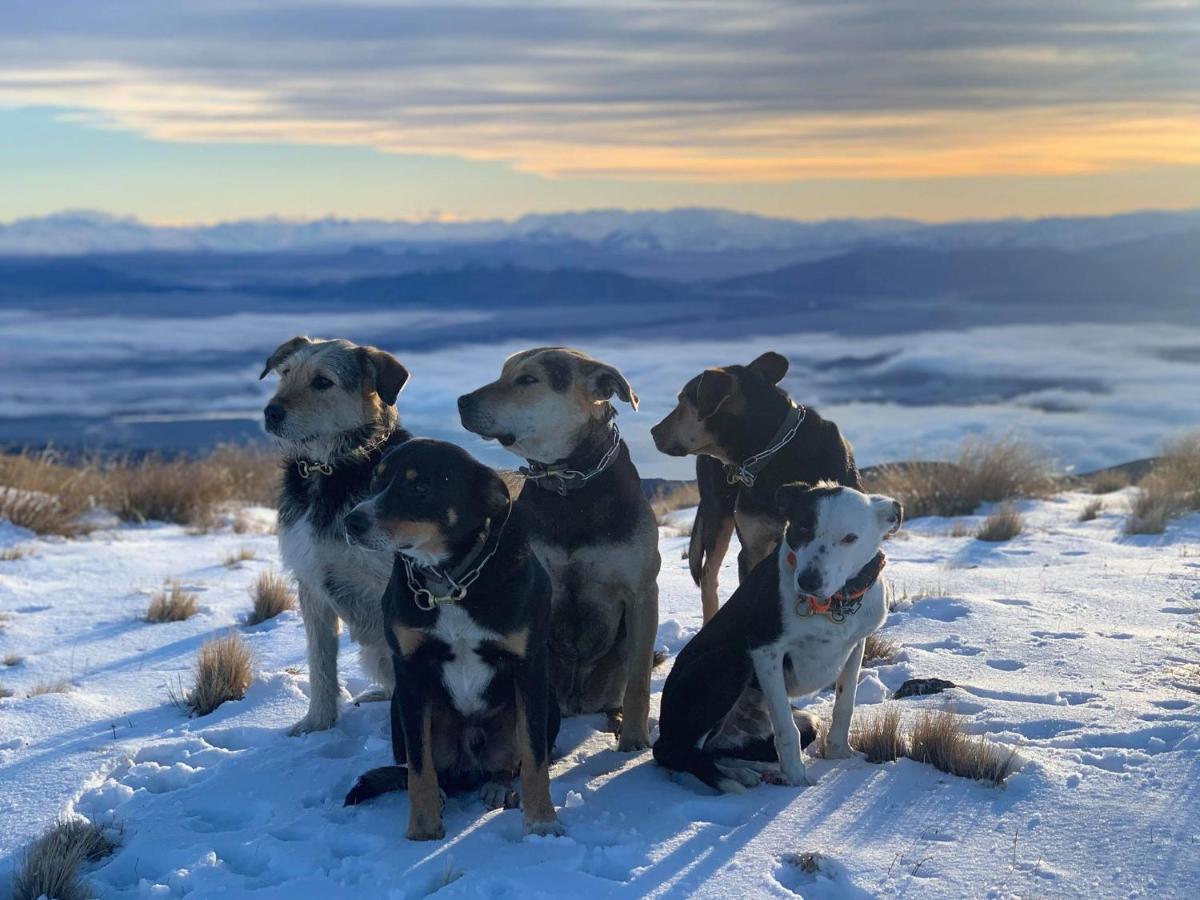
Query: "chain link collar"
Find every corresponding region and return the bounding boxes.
[724,403,806,488]
[401,500,513,611]
[520,424,622,496]
[294,428,394,479]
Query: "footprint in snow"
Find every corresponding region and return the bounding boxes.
[985,659,1026,671]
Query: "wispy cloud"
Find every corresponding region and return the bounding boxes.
[1,0,1197,180]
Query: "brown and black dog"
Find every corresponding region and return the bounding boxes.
[341,439,561,841]
[651,351,862,621]
[458,348,660,752]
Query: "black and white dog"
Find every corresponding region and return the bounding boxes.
[341,439,561,841]
[653,482,901,793]
[260,335,411,735]
[651,352,862,622]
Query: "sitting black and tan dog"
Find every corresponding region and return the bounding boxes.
[458,348,660,752]
[651,351,862,621]
[654,482,902,792]
[341,439,562,841]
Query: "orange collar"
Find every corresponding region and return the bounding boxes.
[787,551,887,620]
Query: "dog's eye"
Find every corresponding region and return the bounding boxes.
[515,374,538,386]
[311,375,334,390]
[841,534,858,544]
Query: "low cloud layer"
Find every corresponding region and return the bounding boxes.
[1,0,1197,180]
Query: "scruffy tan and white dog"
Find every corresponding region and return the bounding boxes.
[260,335,411,735]
[458,348,660,751]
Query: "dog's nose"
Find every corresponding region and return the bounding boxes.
[796,567,823,594]
[264,403,286,429]
[344,509,369,539]
[456,394,473,412]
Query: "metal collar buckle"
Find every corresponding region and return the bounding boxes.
[724,403,806,489]
[296,459,334,478]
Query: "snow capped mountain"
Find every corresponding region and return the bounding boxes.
[1,207,1197,256]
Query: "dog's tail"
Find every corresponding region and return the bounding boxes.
[689,455,737,587]
[344,765,408,806]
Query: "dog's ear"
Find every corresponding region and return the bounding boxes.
[774,481,813,514]
[480,470,512,518]
[358,347,410,406]
[747,351,789,385]
[696,368,735,419]
[260,336,312,379]
[586,361,639,410]
[873,495,903,535]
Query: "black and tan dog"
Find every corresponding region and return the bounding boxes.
[341,439,562,841]
[261,335,412,735]
[651,351,862,621]
[458,348,660,752]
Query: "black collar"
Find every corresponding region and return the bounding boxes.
[724,403,806,488]
[520,423,622,496]
[292,428,395,479]
[401,501,513,610]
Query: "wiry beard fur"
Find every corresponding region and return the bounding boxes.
[272,405,398,466]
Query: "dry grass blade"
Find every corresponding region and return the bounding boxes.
[145,580,200,623]
[975,503,1024,542]
[869,437,1053,519]
[863,631,900,665]
[186,633,254,716]
[0,683,12,699]
[12,816,118,900]
[652,482,701,526]
[1125,434,1200,535]
[224,546,257,567]
[0,610,12,630]
[1078,499,1103,522]
[0,449,99,536]
[851,704,905,763]
[27,680,71,697]
[905,709,1018,785]
[1087,469,1130,494]
[3,653,24,667]
[246,570,296,626]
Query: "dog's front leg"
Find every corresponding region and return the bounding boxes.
[752,649,812,787]
[397,665,444,841]
[290,584,340,735]
[824,637,865,759]
[617,571,659,752]
[514,650,563,836]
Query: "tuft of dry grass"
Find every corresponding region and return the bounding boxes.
[0,683,12,699]
[652,482,701,526]
[868,437,1053,520]
[851,704,905,763]
[1,544,31,561]
[0,450,100,536]
[1078,499,1104,522]
[1088,468,1130,494]
[11,816,118,900]
[27,680,71,697]
[246,570,296,626]
[224,546,257,567]
[1125,435,1200,535]
[0,610,12,630]
[975,503,1024,542]
[185,633,254,716]
[862,631,900,665]
[905,709,1018,785]
[145,581,200,623]
[4,653,25,667]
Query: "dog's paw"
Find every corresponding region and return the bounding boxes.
[821,740,856,760]
[714,761,763,792]
[617,730,651,753]
[288,709,337,736]
[480,781,519,811]
[778,761,815,788]
[407,821,445,842]
[604,710,623,736]
[524,817,565,838]
[351,687,389,706]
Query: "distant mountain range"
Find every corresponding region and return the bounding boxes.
[2,207,1199,257]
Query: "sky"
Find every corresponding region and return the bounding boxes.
[1,0,1198,224]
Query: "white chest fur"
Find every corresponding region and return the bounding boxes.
[431,605,502,717]
[277,515,391,626]
[772,579,887,698]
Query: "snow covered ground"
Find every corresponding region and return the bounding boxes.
[1,492,1199,898]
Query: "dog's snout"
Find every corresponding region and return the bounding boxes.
[796,567,823,594]
[264,402,286,430]
[343,509,369,540]
[456,393,474,412]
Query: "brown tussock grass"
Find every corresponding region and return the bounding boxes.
[1088,469,1130,494]
[246,570,296,626]
[224,546,257,567]
[868,437,1054,519]
[1125,435,1200,535]
[0,683,12,699]
[145,581,200,623]
[185,633,253,716]
[851,704,905,763]
[0,450,100,536]
[905,709,1018,785]
[652,482,701,526]
[11,816,118,900]
[28,680,71,697]
[4,653,25,667]
[862,632,900,666]
[975,503,1024,542]
[1,544,31,561]
[1078,499,1104,522]
[0,610,12,630]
